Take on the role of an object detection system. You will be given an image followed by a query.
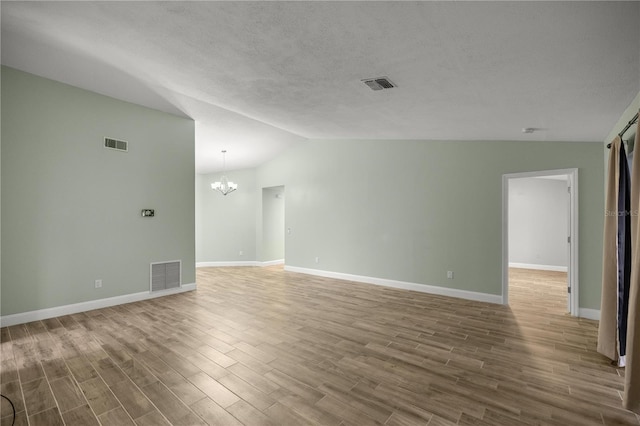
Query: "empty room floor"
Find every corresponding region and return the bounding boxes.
[1,266,638,425]
[508,267,569,316]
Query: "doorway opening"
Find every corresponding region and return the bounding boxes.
[502,169,578,316]
[261,186,285,265]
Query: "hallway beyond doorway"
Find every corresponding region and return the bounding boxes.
[509,267,567,316]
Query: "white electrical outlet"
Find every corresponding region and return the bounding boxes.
[447,271,454,279]
[95,279,102,288]
[239,250,243,256]
[315,257,319,264]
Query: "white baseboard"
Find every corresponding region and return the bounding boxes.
[197,260,284,268]
[579,308,600,321]
[197,261,260,267]
[284,266,502,305]
[0,283,197,327]
[509,262,568,272]
[261,259,285,266]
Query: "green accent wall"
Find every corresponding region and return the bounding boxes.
[196,169,257,263]
[257,139,604,310]
[261,186,285,262]
[1,67,195,316]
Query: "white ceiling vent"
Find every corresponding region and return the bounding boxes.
[104,137,128,152]
[362,77,396,91]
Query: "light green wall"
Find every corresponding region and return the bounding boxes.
[261,186,285,262]
[196,168,257,262]
[257,139,604,310]
[1,67,195,316]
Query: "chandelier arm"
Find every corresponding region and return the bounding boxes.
[211,150,238,196]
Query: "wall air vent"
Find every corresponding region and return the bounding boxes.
[362,77,396,91]
[104,137,128,152]
[150,260,181,292]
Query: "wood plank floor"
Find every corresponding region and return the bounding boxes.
[1,266,638,425]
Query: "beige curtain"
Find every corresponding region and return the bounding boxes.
[624,121,640,412]
[598,136,622,361]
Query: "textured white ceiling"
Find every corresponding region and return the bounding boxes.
[2,1,639,174]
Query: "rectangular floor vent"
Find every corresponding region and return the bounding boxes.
[150,260,181,292]
[104,137,128,152]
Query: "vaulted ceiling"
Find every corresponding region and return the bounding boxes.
[2,1,639,173]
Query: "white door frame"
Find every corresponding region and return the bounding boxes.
[501,168,579,316]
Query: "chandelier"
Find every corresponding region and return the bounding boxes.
[211,150,238,196]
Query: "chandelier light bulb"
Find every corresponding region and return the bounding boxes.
[211,150,238,196]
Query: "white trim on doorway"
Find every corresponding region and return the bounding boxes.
[502,168,579,316]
